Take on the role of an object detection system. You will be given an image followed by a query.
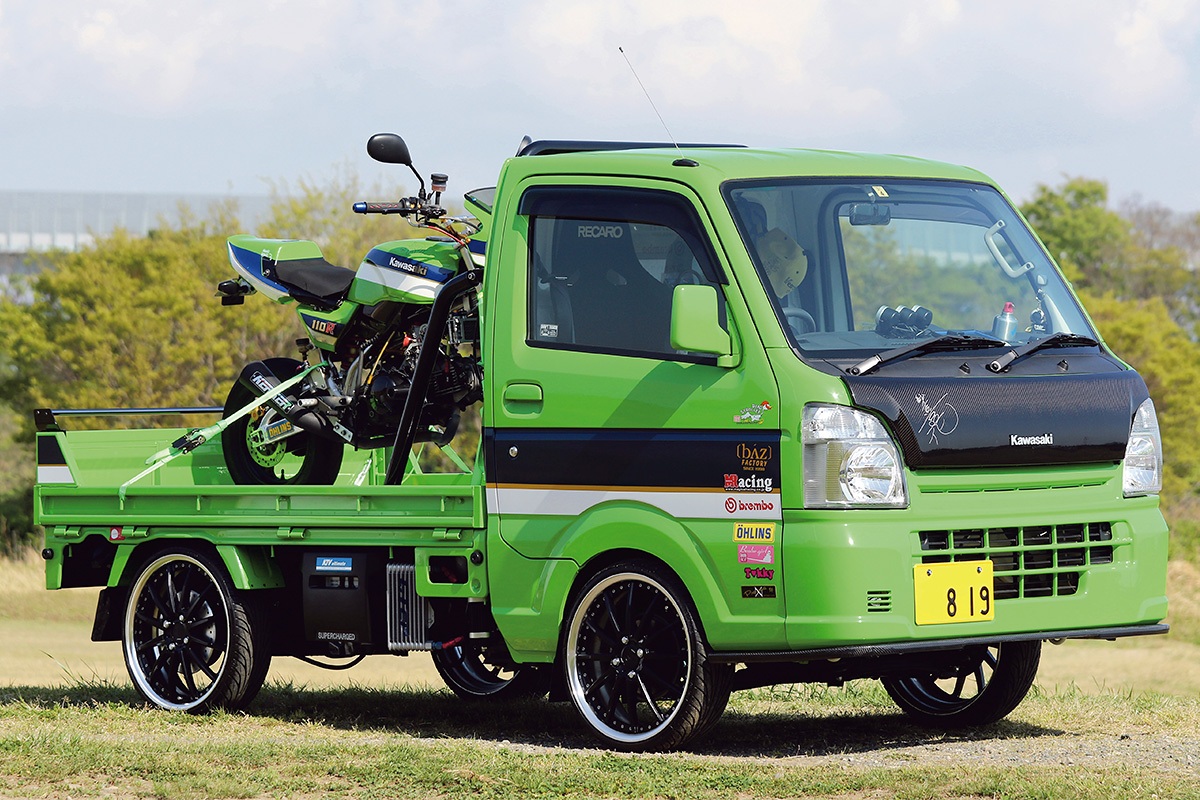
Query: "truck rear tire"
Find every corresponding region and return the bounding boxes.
[222,357,343,485]
[122,546,270,713]
[432,641,550,700]
[882,640,1041,728]
[562,560,730,751]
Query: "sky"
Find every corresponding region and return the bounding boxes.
[2,0,1199,214]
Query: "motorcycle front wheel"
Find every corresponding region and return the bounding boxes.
[222,357,344,485]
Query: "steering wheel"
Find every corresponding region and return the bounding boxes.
[784,307,816,337]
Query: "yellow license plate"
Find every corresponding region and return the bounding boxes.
[913,561,994,625]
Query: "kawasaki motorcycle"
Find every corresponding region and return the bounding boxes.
[216,133,489,485]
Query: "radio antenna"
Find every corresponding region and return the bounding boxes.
[619,47,680,151]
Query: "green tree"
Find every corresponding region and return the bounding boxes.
[0,204,295,429]
[1022,178,1199,334]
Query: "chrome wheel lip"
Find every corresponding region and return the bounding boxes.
[124,554,230,712]
[566,571,693,745]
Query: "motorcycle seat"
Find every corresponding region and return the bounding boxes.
[272,257,356,302]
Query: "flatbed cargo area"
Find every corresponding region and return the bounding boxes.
[36,427,481,531]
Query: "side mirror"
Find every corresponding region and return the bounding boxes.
[367,133,413,166]
[671,285,732,361]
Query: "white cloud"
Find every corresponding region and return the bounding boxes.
[1100,0,1200,109]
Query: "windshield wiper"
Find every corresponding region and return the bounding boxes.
[986,332,1099,372]
[848,334,1006,376]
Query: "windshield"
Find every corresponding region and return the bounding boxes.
[724,179,1095,360]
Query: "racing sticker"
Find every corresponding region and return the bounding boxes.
[744,567,775,580]
[742,585,777,599]
[733,522,776,544]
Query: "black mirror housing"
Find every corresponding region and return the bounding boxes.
[367,133,413,166]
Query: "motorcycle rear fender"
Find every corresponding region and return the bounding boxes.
[227,234,329,304]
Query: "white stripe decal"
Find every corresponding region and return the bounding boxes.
[355,261,442,301]
[487,487,781,520]
[37,465,75,484]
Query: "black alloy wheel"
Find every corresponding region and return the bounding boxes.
[563,560,730,751]
[882,640,1041,728]
[122,547,269,712]
[432,641,551,700]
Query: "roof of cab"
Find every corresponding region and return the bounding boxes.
[498,142,996,194]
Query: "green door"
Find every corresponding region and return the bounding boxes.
[483,178,786,650]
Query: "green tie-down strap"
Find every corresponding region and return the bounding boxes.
[119,363,327,501]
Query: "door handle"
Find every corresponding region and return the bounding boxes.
[502,382,544,415]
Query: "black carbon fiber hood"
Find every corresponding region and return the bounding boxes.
[844,370,1149,469]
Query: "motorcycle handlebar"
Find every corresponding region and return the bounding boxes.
[353,200,414,215]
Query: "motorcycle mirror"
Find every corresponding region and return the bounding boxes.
[367,133,413,166]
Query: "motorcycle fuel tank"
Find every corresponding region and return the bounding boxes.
[349,239,462,306]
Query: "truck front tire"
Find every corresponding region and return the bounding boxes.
[882,640,1041,728]
[562,560,731,751]
[122,546,270,713]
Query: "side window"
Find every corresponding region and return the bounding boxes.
[525,189,725,360]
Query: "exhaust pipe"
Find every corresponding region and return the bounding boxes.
[237,361,339,441]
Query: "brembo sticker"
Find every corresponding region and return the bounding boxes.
[733,522,776,544]
[726,497,777,516]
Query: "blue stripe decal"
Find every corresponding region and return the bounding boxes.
[366,248,456,284]
[230,244,289,294]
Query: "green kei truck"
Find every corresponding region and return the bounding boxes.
[36,140,1169,751]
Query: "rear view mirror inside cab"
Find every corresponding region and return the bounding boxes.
[849,203,891,226]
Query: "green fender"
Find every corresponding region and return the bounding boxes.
[106,542,283,590]
[492,503,733,662]
[551,504,729,627]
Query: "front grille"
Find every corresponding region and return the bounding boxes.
[918,522,1116,600]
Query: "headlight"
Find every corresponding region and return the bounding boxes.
[803,404,908,508]
[1123,397,1163,497]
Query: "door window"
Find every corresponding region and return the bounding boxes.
[522,187,725,361]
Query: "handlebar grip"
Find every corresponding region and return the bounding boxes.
[353,201,411,215]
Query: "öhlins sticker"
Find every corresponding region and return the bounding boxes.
[734,522,776,544]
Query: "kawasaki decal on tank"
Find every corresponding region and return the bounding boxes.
[215,133,491,484]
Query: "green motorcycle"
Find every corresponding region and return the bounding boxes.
[216,133,489,485]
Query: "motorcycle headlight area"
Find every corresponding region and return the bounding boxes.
[802,404,908,508]
[1123,397,1163,498]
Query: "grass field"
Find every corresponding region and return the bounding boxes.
[2,555,1198,798]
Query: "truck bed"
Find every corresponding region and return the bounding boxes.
[35,428,483,531]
